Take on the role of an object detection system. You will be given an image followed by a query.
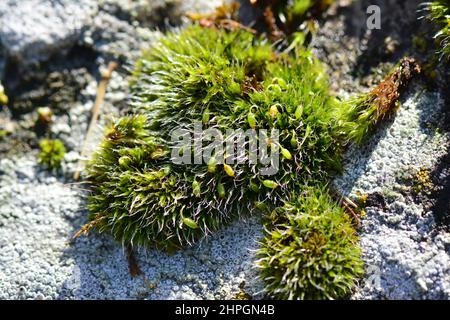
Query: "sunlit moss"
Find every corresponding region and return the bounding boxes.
[84,23,418,299]
[87,25,348,250]
[38,139,66,169]
[423,0,450,60]
[256,186,363,299]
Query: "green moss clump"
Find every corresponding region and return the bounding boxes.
[256,186,363,300]
[38,139,66,169]
[424,0,450,60]
[86,25,417,248]
[84,22,418,299]
[86,25,352,250]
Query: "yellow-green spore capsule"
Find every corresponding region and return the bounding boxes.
[295,104,303,119]
[192,180,201,197]
[290,130,298,148]
[207,157,217,173]
[247,112,257,129]
[223,163,235,177]
[118,156,131,168]
[217,183,226,198]
[262,180,278,189]
[183,217,199,229]
[0,83,8,105]
[280,147,293,160]
[269,105,279,118]
[202,108,210,124]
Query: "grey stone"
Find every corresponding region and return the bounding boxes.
[0,0,97,65]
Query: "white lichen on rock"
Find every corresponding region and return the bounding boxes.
[334,88,450,299]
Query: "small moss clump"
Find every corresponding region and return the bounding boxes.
[256,187,363,299]
[411,167,434,197]
[38,139,66,169]
[232,290,252,300]
[339,57,421,143]
[424,0,450,60]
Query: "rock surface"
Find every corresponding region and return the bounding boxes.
[334,87,450,299]
[0,0,97,65]
[0,157,264,299]
[0,0,223,70]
